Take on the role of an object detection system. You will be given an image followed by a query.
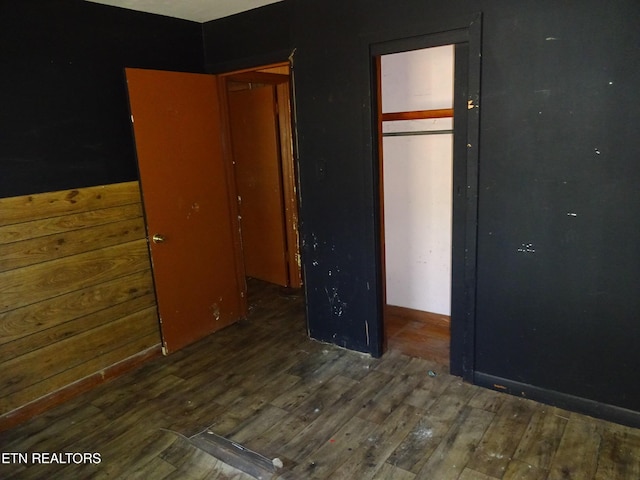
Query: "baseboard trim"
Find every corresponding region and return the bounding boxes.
[474,371,640,429]
[0,344,162,433]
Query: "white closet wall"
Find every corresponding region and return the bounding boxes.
[382,45,454,315]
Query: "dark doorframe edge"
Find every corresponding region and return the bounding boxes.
[368,13,482,382]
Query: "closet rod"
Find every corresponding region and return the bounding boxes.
[382,129,453,137]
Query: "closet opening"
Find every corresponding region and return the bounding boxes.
[379,45,454,367]
[372,21,481,379]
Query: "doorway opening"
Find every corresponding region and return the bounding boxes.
[221,63,303,308]
[372,20,481,379]
[378,45,454,367]
[126,61,305,354]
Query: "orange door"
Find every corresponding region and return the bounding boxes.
[228,85,289,286]
[125,68,246,354]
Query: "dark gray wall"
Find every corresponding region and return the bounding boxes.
[202,2,292,72]
[204,0,640,424]
[0,0,203,198]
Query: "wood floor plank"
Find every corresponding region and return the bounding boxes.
[386,379,478,473]
[125,456,177,480]
[159,433,254,480]
[77,429,179,479]
[458,467,500,480]
[513,406,569,470]
[291,415,377,479]
[272,363,354,412]
[277,374,356,420]
[413,407,494,479]
[594,425,640,480]
[547,415,602,480]
[281,370,392,463]
[371,463,416,480]
[242,376,358,460]
[374,348,413,375]
[465,396,537,477]
[85,429,177,479]
[210,348,308,408]
[467,386,508,413]
[384,305,450,366]
[357,368,424,424]
[164,403,230,439]
[0,402,102,452]
[203,370,303,439]
[284,347,348,380]
[330,403,422,480]
[65,406,168,456]
[502,459,547,480]
[244,413,308,466]
[402,368,454,410]
[228,404,290,445]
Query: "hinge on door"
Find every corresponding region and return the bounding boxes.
[161,344,168,356]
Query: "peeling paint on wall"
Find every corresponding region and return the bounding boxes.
[365,320,370,346]
[186,201,200,220]
[517,243,536,253]
[211,302,221,321]
[325,285,347,317]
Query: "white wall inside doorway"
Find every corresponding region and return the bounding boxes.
[382,45,454,315]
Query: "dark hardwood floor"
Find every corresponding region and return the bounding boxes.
[1,279,639,479]
[384,304,450,366]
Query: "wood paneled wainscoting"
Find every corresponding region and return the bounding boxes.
[0,181,161,431]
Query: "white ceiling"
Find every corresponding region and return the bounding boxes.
[85,0,283,23]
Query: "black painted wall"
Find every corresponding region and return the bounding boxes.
[203,0,640,421]
[202,2,292,73]
[0,0,203,198]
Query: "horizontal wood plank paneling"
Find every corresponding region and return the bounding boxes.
[1,310,160,413]
[0,239,151,312]
[0,181,161,423]
[0,217,146,273]
[0,293,156,362]
[0,203,143,245]
[0,269,155,347]
[2,307,158,397]
[0,182,143,227]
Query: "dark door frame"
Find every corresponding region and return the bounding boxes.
[221,65,302,289]
[370,15,482,381]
